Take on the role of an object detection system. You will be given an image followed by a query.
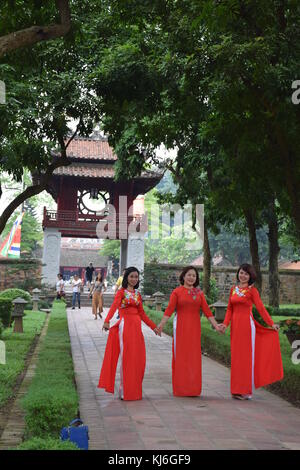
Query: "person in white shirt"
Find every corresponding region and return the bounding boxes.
[56,274,65,300]
[72,274,82,309]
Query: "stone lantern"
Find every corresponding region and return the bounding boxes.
[153,291,165,311]
[211,300,228,323]
[11,297,28,333]
[144,295,152,307]
[32,288,41,311]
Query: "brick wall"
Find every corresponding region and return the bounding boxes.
[144,263,300,304]
[0,258,42,291]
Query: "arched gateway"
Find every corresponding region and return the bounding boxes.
[41,133,162,286]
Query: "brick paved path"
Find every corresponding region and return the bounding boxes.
[67,306,300,450]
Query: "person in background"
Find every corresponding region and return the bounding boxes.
[72,274,82,309]
[114,269,126,292]
[85,262,95,291]
[114,269,126,319]
[56,273,65,300]
[89,272,106,319]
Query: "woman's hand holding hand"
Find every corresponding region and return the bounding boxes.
[102,322,110,332]
[218,323,227,334]
[272,323,280,331]
[214,323,224,334]
[154,327,161,336]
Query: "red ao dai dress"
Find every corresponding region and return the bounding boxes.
[98,287,157,400]
[223,285,283,395]
[163,285,214,396]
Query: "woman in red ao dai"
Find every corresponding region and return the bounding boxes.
[157,266,222,397]
[98,266,161,400]
[219,264,283,400]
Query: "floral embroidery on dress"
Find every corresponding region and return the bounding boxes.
[232,285,252,298]
[120,289,140,308]
[186,286,202,300]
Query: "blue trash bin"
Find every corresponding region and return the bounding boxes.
[60,418,89,450]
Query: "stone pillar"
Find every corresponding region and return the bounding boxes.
[120,239,128,275]
[126,233,145,289]
[42,228,61,286]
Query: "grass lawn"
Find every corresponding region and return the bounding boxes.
[145,306,300,407]
[14,300,79,450]
[0,310,46,408]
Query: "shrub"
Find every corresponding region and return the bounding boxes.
[279,318,300,334]
[22,388,79,437]
[275,308,300,317]
[0,319,4,337]
[0,288,33,312]
[21,302,79,440]
[15,436,79,450]
[0,297,13,328]
[0,288,31,303]
[38,299,53,310]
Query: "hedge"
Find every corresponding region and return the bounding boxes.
[0,289,32,314]
[0,297,13,328]
[20,301,79,446]
[14,436,79,450]
[0,310,46,408]
[0,288,32,303]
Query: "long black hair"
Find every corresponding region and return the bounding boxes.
[122,266,140,289]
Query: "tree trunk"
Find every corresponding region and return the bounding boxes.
[273,125,300,242]
[243,209,262,292]
[267,199,280,307]
[0,0,71,57]
[203,221,211,298]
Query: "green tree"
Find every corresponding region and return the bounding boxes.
[0,0,71,57]
[84,0,300,297]
[0,1,101,234]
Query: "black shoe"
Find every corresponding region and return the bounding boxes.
[78,306,81,309]
[72,307,75,310]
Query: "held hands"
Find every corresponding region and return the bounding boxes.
[154,327,161,337]
[209,317,225,334]
[156,323,164,336]
[272,323,280,331]
[218,323,227,334]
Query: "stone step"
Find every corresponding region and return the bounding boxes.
[64,292,116,307]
